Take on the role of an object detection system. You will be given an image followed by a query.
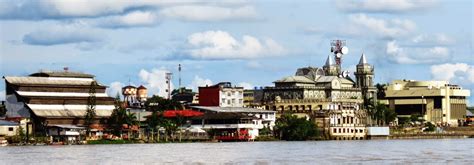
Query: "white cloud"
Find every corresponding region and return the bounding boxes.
[106,81,124,98]
[95,11,161,28]
[139,68,174,98]
[22,23,102,46]
[411,33,455,45]
[0,90,5,101]
[238,82,254,89]
[430,63,474,83]
[385,40,450,64]
[349,14,416,39]
[187,30,285,60]
[160,5,258,21]
[1,0,258,23]
[337,0,438,13]
[187,75,213,91]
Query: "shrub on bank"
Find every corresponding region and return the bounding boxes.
[87,139,139,144]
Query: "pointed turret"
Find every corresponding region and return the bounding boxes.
[358,53,367,65]
[325,55,334,66]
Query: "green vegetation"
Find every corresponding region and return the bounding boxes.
[274,113,319,141]
[367,99,397,126]
[108,94,138,136]
[424,122,436,132]
[85,81,97,137]
[145,95,185,142]
[0,103,6,117]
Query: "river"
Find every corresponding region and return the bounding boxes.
[0,139,472,164]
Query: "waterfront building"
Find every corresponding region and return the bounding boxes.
[262,40,374,139]
[199,82,244,107]
[195,82,276,140]
[3,70,115,137]
[0,119,19,137]
[243,88,265,109]
[122,85,147,108]
[384,80,470,126]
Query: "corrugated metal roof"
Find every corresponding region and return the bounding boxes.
[0,120,19,126]
[31,109,113,117]
[191,106,275,113]
[28,104,114,117]
[275,76,314,83]
[4,76,99,86]
[30,71,94,78]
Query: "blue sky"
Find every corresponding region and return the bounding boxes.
[0,0,473,104]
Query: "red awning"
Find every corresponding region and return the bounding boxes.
[163,110,204,118]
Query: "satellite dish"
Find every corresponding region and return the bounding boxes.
[343,70,349,77]
[341,46,349,55]
[336,53,342,58]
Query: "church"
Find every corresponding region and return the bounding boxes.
[262,40,377,140]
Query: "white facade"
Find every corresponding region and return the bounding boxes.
[327,102,367,140]
[0,125,18,136]
[219,88,244,107]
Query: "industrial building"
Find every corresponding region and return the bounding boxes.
[3,70,115,140]
[384,80,470,126]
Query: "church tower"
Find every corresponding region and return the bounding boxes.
[355,53,376,99]
[323,55,339,76]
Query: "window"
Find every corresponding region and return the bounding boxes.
[227,92,231,96]
[227,100,231,105]
[239,99,243,104]
[222,99,225,103]
[232,99,235,104]
[8,127,14,131]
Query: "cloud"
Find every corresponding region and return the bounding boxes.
[186,30,285,60]
[238,82,254,89]
[139,68,174,98]
[159,5,258,22]
[430,63,474,83]
[106,81,124,98]
[349,14,416,39]
[0,90,5,101]
[385,40,450,64]
[94,11,161,28]
[22,23,102,46]
[0,0,258,23]
[187,75,213,91]
[411,33,455,46]
[337,0,438,13]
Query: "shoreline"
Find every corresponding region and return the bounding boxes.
[3,135,472,146]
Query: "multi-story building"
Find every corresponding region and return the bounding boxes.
[3,70,115,140]
[243,88,264,109]
[262,41,375,139]
[195,82,275,140]
[199,82,244,107]
[384,80,470,126]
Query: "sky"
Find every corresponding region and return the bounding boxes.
[0,0,473,104]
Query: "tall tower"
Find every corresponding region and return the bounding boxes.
[355,53,376,99]
[323,55,339,76]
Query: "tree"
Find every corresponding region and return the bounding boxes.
[146,95,183,112]
[375,83,387,99]
[85,81,97,137]
[368,101,397,126]
[108,94,139,137]
[274,113,318,141]
[0,103,6,117]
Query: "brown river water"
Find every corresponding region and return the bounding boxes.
[0,138,473,164]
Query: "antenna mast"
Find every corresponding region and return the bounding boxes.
[178,64,182,89]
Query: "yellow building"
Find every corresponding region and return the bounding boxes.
[384,80,470,126]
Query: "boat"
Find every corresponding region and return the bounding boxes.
[0,139,8,146]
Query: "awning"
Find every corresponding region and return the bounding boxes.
[28,104,114,117]
[162,110,204,118]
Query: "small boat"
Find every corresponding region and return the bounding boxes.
[0,139,8,146]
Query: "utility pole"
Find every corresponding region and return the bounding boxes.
[178,64,182,90]
[166,72,172,99]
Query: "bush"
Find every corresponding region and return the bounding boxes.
[274,113,319,141]
[87,139,137,144]
[423,122,436,132]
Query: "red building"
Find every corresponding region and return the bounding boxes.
[199,82,244,107]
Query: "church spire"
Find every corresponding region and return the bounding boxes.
[358,53,367,65]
